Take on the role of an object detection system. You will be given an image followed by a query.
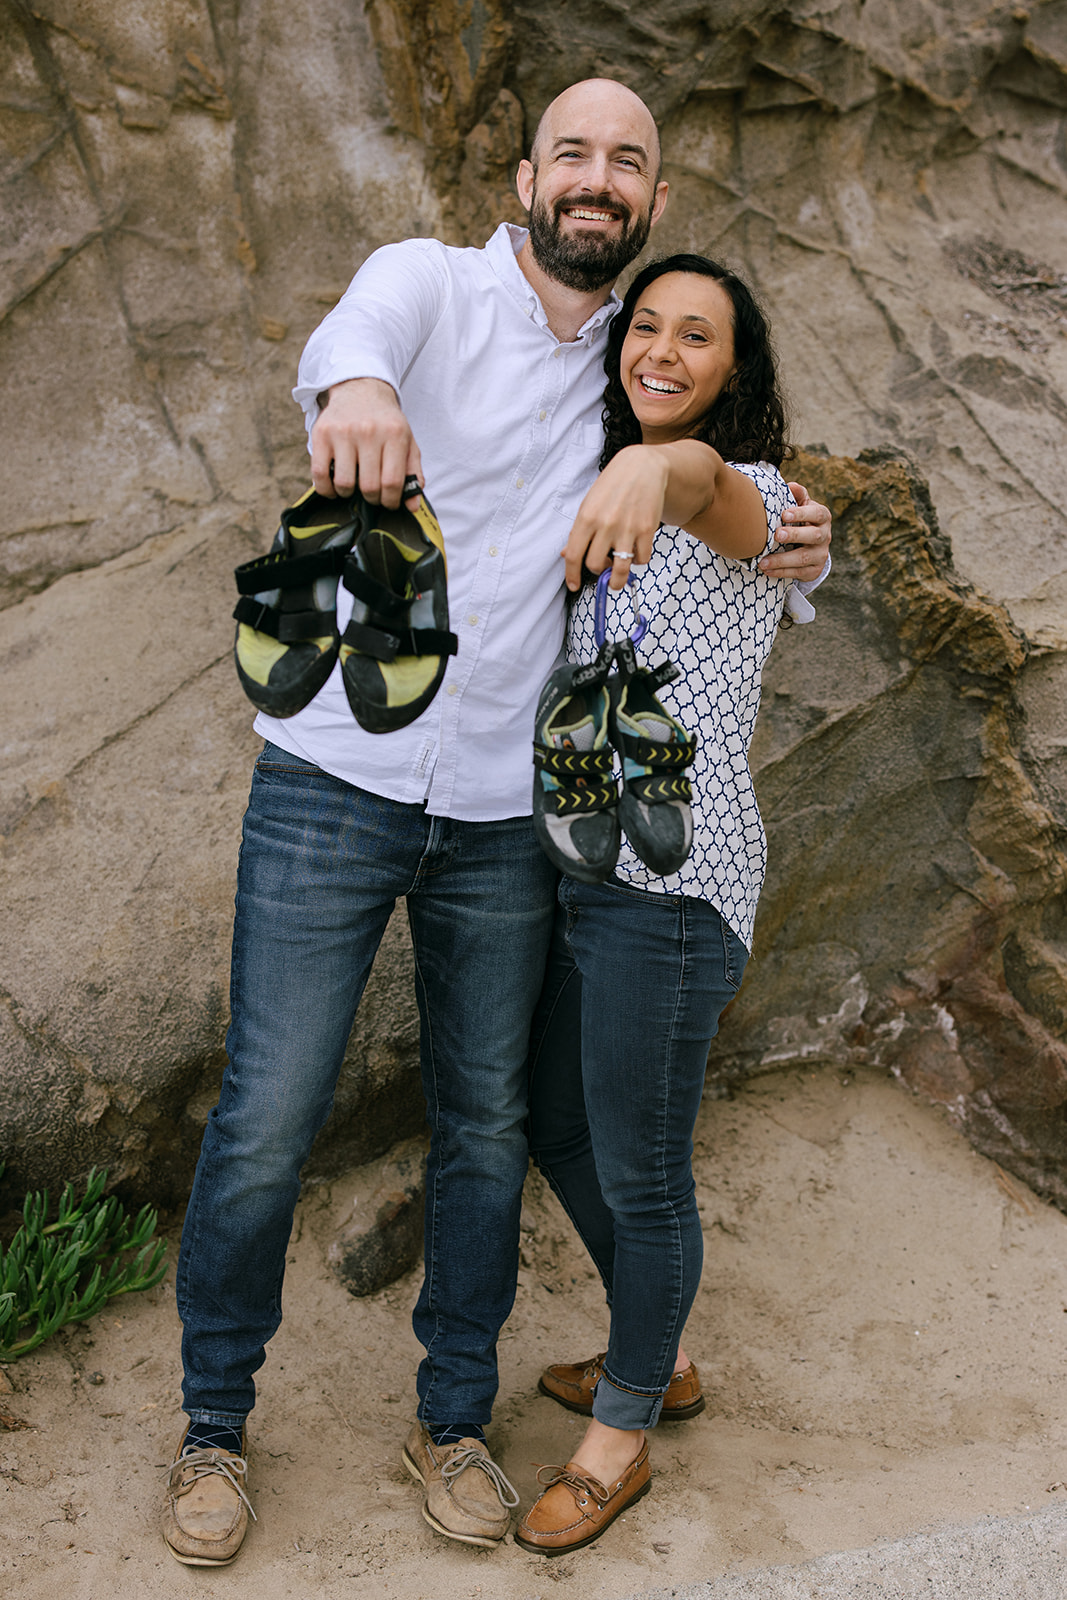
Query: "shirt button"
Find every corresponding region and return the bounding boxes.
[467,614,478,626]
[516,478,524,489]
[539,410,547,421]
[489,546,498,556]
[553,348,562,359]
[447,684,458,696]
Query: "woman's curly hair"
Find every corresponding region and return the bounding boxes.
[600,253,793,471]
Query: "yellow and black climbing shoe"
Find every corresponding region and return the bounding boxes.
[232,488,362,718]
[532,642,620,884]
[610,638,697,876]
[338,478,458,734]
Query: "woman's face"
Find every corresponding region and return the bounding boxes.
[619,272,738,443]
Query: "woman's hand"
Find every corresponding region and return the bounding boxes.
[563,441,772,591]
[562,446,670,593]
[757,483,831,583]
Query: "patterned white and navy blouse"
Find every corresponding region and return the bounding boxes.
[567,460,790,950]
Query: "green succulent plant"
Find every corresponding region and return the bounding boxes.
[0,1166,167,1361]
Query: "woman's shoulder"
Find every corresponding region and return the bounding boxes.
[727,459,790,514]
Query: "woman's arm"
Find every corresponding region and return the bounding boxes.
[562,440,768,592]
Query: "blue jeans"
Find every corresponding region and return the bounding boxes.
[526,876,747,1430]
[177,742,557,1431]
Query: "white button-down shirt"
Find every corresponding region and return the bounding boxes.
[255,224,619,821]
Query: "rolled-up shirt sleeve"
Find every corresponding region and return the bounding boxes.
[785,551,831,623]
[291,239,450,446]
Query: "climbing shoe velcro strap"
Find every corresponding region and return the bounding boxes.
[627,772,693,805]
[568,651,615,692]
[233,595,335,642]
[620,735,697,769]
[234,546,348,594]
[541,778,619,817]
[341,560,415,621]
[645,660,681,693]
[342,619,458,663]
[533,744,615,779]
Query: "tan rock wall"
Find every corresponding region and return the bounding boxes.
[2,0,1067,1207]
[721,448,1067,1203]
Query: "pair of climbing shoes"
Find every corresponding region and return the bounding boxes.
[233,478,457,733]
[532,633,697,885]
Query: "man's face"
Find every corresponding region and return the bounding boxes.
[525,163,658,292]
[516,84,668,293]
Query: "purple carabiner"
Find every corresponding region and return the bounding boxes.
[594,567,648,649]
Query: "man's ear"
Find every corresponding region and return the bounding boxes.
[515,158,535,211]
[649,180,669,229]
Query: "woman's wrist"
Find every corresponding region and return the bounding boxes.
[657,439,721,523]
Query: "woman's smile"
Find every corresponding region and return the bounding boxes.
[636,373,687,395]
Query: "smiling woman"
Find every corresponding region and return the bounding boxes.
[597,255,790,538]
[557,257,791,588]
[521,252,806,1555]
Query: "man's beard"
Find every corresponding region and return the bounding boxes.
[526,187,654,291]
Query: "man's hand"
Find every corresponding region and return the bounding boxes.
[758,482,832,583]
[310,377,423,506]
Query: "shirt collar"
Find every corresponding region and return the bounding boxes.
[486,222,621,341]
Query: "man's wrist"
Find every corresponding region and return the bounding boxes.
[794,552,832,594]
[317,376,400,411]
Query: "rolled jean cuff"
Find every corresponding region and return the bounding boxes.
[591,1368,667,1431]
[184,1408,250,1430]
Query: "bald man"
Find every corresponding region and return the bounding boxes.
[164,79,831,1566]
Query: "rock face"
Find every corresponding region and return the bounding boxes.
[326,1137,428,1299]
[0,509,425,1208]
[716,448,1067,1205]
[2,1,1067,1214]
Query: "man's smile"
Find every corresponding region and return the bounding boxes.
[561,205,621,223]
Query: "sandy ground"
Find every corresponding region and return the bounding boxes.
[3,1063,1067,1599]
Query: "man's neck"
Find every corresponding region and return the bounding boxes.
[516,237,614,343]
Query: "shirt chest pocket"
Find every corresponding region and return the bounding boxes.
[550,422,602,521]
